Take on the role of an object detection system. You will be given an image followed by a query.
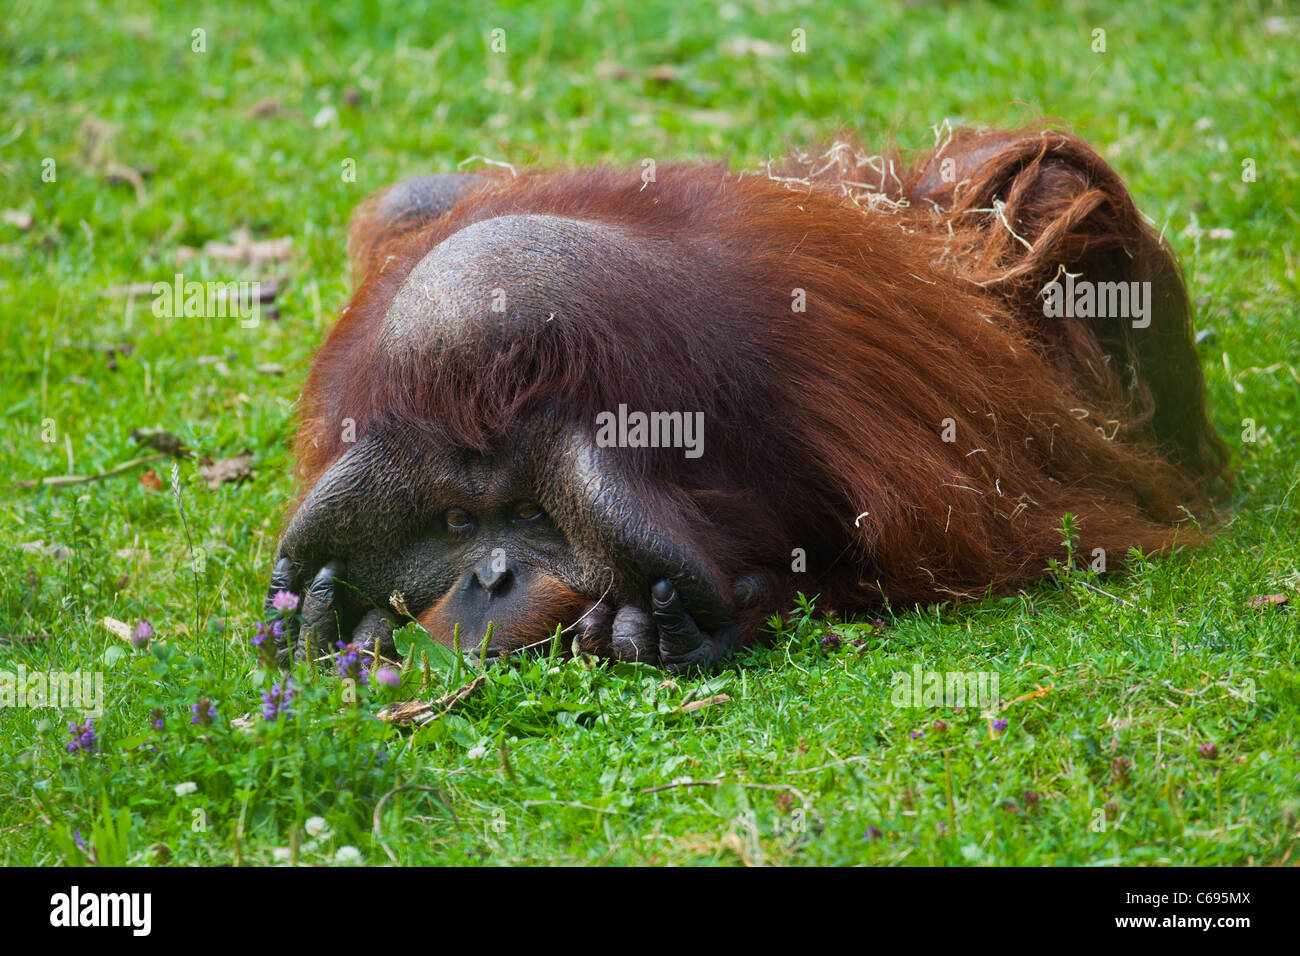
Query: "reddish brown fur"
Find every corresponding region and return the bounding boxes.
[292,125,1226,630]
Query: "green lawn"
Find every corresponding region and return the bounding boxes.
[0,0,1296,865]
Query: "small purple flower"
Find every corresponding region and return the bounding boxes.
[150,707,165,732]
[67,719,97,754]
[374,666,401,689]
[261,679,295,722]
[131,619,154,647]
[335,641,370,687]
[909,730,923,740]
[864,825,883,841]
[250,621,278,668]
[73,829,87,851]
[993,718,1009,732]
[820,632,842,650]
[932,720,948,734]
[1199,742,1220,761]
[191,697,216,726]
[271,590,300,615]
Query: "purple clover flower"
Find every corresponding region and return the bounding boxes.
[261,679,296,722]
[131,619,154,647]
[993,718,1009,732]
[820,632,842,650]
[271,590,300,614]
[150,708,165,732]
[374,666,401,689]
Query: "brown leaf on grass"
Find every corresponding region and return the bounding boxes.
[199,452,255,490]
[77,118,146,200]
[593,62,680,82]
[1246,593,1289,610]
[998,682,1055,713]
[245,99,287,118]
[181,230,293,265]
[139,470,164,491]
[593,61,633,80]
[230,714,257,732]
[680,694,731,714]
[378,675,487,726]
[130,428,192,458]
[15,453,172,489]
[102,616,134,643]
[103,162,147,200]
[254,277,287,302]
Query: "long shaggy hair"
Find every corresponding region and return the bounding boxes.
[294,124,1227,623]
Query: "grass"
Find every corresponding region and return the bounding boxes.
[0,0,1296,865]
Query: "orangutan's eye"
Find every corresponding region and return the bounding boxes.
[445,508,474,531]
[512,502,544,522]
